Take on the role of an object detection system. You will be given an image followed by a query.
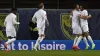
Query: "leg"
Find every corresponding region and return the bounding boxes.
[72,26,82,50]
[5,30,16,52]
[34,28,45,51]
[83,36,90,49]
[4,36,12,52]
[82,33,90,49]
[40,28,45,42]
[72,35,78,50]
[75,35,82,46]
[84,32,95,49]
[5,31,11,51]
[73,35,78,46]
[82,25,90,49]
[6,30,16,44]
[6,38,16,44]
[72,34,82,50]
[34,36,41,51]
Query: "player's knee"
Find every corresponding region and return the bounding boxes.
[85,34,88,37]
[77,34,82,37]
[13,38,16,41]
[82,33,85,37]
[42,34,45,38]
[8,36,12,39]
[84,32,89,37]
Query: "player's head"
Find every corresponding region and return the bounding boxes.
[75,4,80,10]
[80,4,87,10]
[38,3,44,9]
[80,5,83,11]
[11,8,17,14]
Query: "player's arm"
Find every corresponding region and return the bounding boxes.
[43,11,49,26]
[4,20,6,27]
[87,14,92,19]
[79,15,91,19]
[79,10,91,19]
[13,17,20,24]
[79,15,88,19]
[32,14,36,24]
[69,11,73,18]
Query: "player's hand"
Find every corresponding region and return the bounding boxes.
[70,15,72,18]
[46,20,49,26]
[78,14,81,17]
[47,21,49,26]
[87,14,92,19]
[17,22,20,24]
[88,15,91,18]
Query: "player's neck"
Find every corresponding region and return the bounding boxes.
[75,9,79,11]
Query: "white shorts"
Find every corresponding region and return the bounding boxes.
[38,27,45,34]
[6,30,16,37]
[81,25,89,32]
[72,25,82,34]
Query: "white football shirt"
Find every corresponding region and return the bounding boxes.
[32,9,47,28]
[80,10,88,26]
[4,13,19,30]
[72,10,81,27]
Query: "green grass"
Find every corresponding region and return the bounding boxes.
[0,50,100,56]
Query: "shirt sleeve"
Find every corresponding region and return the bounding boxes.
[42,11,49,26]
[84,10,88,16]
[4,20,6,27]
[32,14,37,22]
[42,11,47,20]
[13,16,19,24]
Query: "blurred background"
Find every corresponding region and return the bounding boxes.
[0,0,100,9]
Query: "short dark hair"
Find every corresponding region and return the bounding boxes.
[38,3,44,9]
[80,4,88,9]
[73,4,79,8]
[11,8,17,11]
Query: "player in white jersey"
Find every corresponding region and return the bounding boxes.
[32,3,49,51]
[4,8,20,52]
[79,5,95,49]
[71,4,83,50]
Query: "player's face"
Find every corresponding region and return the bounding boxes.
[42,5,44,9]
[76,5,79,9]
[80,6,82,10]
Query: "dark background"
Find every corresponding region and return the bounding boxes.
[0,0,100,9]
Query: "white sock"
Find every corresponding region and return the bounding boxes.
[6,38,16,44]
[83,37,89,46]
[73,36,78,46]
[34,37,41,48]
[8,39,11,48]
[87,36,94,45]
[8,39,11,41]
[75,36,82,46]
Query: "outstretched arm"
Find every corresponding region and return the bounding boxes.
[13,17,20,24]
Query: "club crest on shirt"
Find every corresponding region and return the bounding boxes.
[60,13,73,40]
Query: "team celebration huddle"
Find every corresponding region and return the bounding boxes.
[71,4,95,51]
[3,3,95,52]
